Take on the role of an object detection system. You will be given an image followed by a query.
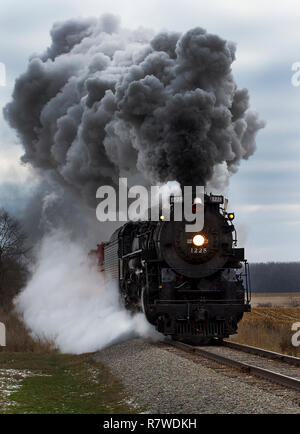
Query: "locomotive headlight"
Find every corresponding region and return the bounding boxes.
[193,197,202,205]
[228,213,235,221]
[192,234,205,246]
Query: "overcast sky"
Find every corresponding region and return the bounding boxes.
[1,0,300,262]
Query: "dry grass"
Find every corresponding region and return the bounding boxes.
[251,292,300,307]
[0,304,55,353]
[232,307,300,356]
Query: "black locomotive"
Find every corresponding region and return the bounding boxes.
[95,193,251,344]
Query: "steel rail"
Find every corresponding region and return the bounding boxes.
[168,341,300,392]
[222,340,300,367]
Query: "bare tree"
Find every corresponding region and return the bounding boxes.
[0,209,28,303]
[0,210,27,260]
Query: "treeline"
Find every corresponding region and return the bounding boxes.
[250,262,300,293]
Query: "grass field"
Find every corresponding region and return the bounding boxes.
[231,306,300,356]
[0,352,141,414]
[0,306,142,414]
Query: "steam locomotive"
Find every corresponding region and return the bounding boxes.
[91,193,251,344]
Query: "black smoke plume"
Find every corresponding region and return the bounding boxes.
[3,15,265,354]
[4,14,264,209]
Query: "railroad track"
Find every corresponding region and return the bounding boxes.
[167,340,300,392]
[222,340,300,366]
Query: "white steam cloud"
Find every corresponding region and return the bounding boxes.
[15,232,160,354]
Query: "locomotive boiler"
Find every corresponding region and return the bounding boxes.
[92,193,251,344]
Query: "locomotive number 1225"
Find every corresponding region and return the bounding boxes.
[191,247,208,254]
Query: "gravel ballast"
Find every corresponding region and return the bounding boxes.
[95,338,300,414]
